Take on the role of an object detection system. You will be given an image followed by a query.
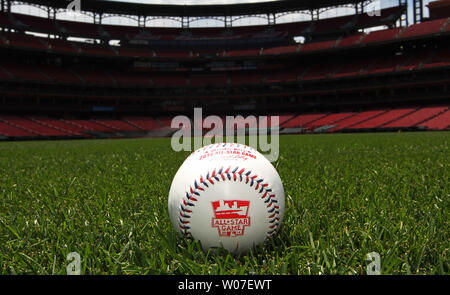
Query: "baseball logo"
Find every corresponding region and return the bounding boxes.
[211,200,251,237]
[168,143,285,254]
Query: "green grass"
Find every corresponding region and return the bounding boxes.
[0,132,448,274]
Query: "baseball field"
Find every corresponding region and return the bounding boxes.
[0,132,448,274]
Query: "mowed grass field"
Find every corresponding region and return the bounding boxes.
[0,132,448,275]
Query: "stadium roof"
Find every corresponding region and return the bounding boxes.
[19,0,366,17]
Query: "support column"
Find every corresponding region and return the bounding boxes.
[413,0,423,24]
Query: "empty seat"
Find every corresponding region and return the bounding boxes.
[400,18,448,39]
[282,114,328,128]
[361,28,403,44]
[419,109,450,130]
[0,121,36,137]
[384,107,448,127]
[0,115,66,136]
[350,108,416,129]
[123,117,162,131]
[64,120,114,132]
[300,40,337,52]
[306,113,355,129]
[329,110,386,131]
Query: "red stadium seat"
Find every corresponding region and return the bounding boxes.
[419,109,450,130]
[365,54,407,75]
[0,120,37,137]
[302,62,338,80]
[400,18,449,39]
[383,107,448,128]
[1,32,48,50]
[281,114,328,128]
[40,65,83,84]
[123,117,163,131]
[0,62,51,82]
[361,28,403,44]
[225,48,262,57]
[306,113,355,130]
[422,49,450,69]
[93,119,140,131]
[350,108,417,129]
[336,33,366,48]
[329,110,386,131]
[0,115,67,136]
[64,120,115,132]
[262,45,299,55]
[332,59,369,78]
[300,40,337,52]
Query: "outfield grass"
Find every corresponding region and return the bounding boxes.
[0,132,448,274]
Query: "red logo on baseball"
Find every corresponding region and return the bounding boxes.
[211,200,251,237]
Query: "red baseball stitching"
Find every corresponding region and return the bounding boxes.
[178,166,281,239]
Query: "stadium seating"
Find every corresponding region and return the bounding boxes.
[156,117,174,128]
[336,34,366,48]
[262,45,299,55]
[1,32,48,50]
[123,116,163,131]
[360,27,403,44]
[73,68,116,86]
[0,120,37,137]
[383,106,448,128]
[40,65,83,84]
[400,17,449,39]
[190,74,228,87]
[306,113,355,129]
[64,120,115,132]
[152,74,188,87]
[0,62,51,82]
[1,106,449,138]
[116,47,154,58]
[333,59,368,78]
[418,109,450,130]
[0,115,67,136]
[329,110,386,131]
[0,6,406,43]
[302,63,338,80]
[265,70,303,83]
[349,108,417,129]
[109,71,153,87]
[225,48,262,57]
[46,38,79,54]
[300,40,337,52]
[230,72,265,85]
[155,51,191,58]
[281,113,328,128]
[93,119,140,131]
[0,4,449,141]
[397,51,432,71]
[78,43,116,56]
[422,49,450,69]
[258,115,294,128]
[29,116,86,135]
[365,54,407,75]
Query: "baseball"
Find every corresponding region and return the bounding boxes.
[168,143,285,254]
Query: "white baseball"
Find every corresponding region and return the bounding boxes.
[168,143,285,254]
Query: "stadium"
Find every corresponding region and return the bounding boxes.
[0,0,448,276]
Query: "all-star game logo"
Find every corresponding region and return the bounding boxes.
[211,200,250,237]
